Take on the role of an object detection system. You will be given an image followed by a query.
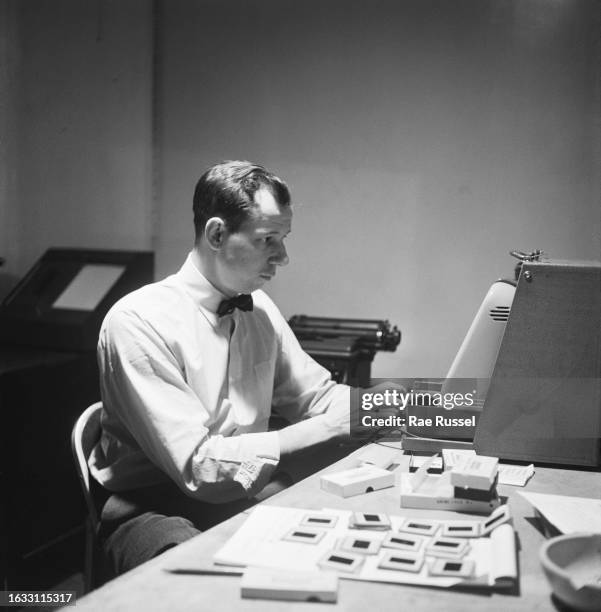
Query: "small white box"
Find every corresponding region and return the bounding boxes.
[319,550,364,573]
[378,550,424,573]
[300,513,338,529]
[426,537,469,558]
[340,535,381,555]
[399,472,501,514]
[241,567,338,603]
[441,448,476,470]
[442,521,481,538]
[450,455,498,491]
[382,532,426,552]
[282,527,325,545]
[350,511,391,530]
[480,504,512,535]
[320,465,394,498]
[429,558,475,579]
[399,518,439,537]
[356,444,402,469]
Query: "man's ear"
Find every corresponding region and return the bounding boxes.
[204,217,227,250]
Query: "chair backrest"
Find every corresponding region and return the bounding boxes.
[71,401,104,528]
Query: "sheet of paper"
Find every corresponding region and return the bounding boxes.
[519,491,601,534]
[214,506,323,570]
[52,264,125,311]
[213,505,517,589]
[490,524,518,586]
[498,464,534,486]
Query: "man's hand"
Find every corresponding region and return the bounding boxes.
[323,382,408,438]
[352,381,408,440]
[365,380,407,398]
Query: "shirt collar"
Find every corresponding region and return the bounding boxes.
[175,252,228,316]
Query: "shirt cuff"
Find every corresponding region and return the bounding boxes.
[233,431,280,497]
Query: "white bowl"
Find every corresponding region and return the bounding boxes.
[539,533,601,611]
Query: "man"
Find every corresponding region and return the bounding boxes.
[90,161,352,575]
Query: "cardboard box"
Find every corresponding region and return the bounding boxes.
[451,455,499,490]
[241,568,338,602]
[320,465,395,498]
[399,471,501,514]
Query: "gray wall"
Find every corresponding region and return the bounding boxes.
[0,0,19,295]
[157,0,601,377]
[9,0,154,275]
[4,0,600,378]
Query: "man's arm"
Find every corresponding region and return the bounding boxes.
[278,398,349,453]
[251,293,352,449]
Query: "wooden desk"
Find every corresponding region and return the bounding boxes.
[75,447,600,611]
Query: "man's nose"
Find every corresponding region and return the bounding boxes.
[271,242,289,266]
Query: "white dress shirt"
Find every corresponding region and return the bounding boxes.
[89,253,348,503]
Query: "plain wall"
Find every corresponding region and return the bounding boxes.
[5,0,600,379]
[0,0,20,294]
[13,0,154,275]
[157,0,601,377]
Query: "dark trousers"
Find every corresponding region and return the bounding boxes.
[99,482,255,576]
[98,439,359,578]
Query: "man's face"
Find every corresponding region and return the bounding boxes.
[216,187,292,296]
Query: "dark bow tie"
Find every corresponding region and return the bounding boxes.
[217,293,253,317]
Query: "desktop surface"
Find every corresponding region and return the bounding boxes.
[75,444,600,611]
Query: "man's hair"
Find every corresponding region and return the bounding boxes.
[193,160,291,240]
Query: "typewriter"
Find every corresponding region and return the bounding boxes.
[288,315,401,387]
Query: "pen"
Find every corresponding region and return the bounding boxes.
[164,567,244,576]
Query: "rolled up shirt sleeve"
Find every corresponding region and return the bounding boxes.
[97,310,280,503]
[189,431,280,500]
[262,297,351,425]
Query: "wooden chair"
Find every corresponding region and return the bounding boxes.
[70,401,107,592]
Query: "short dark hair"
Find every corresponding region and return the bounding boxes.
[193,160,291,240]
